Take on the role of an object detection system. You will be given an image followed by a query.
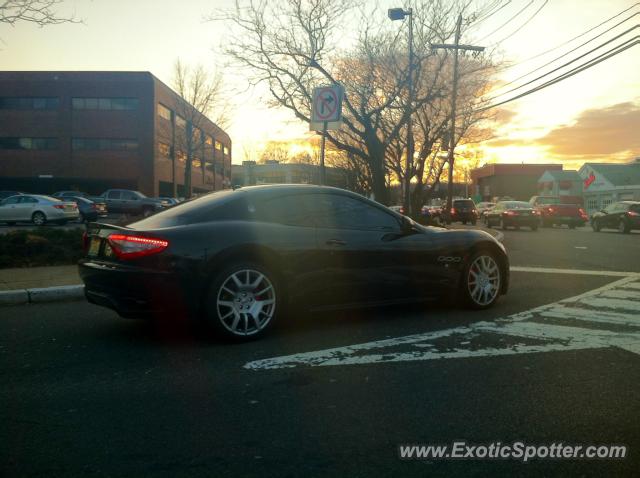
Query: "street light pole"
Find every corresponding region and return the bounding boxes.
[431,14,484,222]
[388,7,413,216]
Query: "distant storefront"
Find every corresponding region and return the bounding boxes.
[579,159,640,214]
[470,163,563,201]
[231,160,354,190]
[536,170,583,205]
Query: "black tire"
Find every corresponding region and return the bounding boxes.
[569,223,576,229]
[501,219,507,230]
[531,224,538,231]
[31,211,46,226]
[619,220,630,234]
[592,220,601,232]
[142,207,154,218]
[203,262,280,342]
[471,220,477,226]
[542,219,551,228]
[461,250,502,310]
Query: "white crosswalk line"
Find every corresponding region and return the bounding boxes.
[245,274,640,370]
[577,297,640,312]
[599,289,640,300]
[538,306,640,327]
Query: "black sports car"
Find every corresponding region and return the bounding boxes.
[79,185,509,340]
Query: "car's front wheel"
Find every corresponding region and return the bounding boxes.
[462,251,502,309]
[204,263,279,341]
[31,211,46,226]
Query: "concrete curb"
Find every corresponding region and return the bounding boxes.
[0,285,84,306]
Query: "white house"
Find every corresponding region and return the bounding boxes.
[579,158,640,214]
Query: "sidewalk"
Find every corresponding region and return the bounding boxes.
[0,265,80,291]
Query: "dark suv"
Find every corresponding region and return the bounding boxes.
[449,199,478,225]
[591,201,640,233]
[100,189,167,217]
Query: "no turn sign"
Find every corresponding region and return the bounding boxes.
[311,85,344,124]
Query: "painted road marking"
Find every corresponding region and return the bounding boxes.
[509,266,639,277]
[245,275,640,370]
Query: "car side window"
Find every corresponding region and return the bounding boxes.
[121,191,137,200]
[604,203,617,214]
[310,193,401,231]
[107,190,121,199]
[253,194,314,227]
[19,196,38,203]
[2,196,21,205]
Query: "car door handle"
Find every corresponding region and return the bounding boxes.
[326,239,347,246]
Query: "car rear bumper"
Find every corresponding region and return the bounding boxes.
[503,215,538,227]
[79,260,199,319]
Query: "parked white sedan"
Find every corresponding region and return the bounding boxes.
[0,195,79,225]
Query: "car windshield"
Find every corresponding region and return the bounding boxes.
[453,200,475,207]
[504,201,531,209]
[536,197,560,205]
[128,190,239,228]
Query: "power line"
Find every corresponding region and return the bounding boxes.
[487,25,639,101]
[471,0,512,27]
[489,11,639,94]
[489,0,548,46]
[478,37,639,112]
[477,0,535,42]
[497,2,639,71]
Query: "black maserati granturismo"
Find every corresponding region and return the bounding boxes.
[79,185,509,340]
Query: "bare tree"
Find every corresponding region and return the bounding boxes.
[259,140,291,163]
[171,59,232,198]
[212,0,498,204]
[0,0,78,26]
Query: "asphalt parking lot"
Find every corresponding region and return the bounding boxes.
[1,227,639,477]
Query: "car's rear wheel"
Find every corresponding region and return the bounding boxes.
[531,223,538,231]
[142,207,154,218]
[204,263,278,341]
[569,223,576,229]
[619,220,630,234]
[31,211,46,226]
[501,219,508,230]
[462,252,502,309]
[592,219,601,232]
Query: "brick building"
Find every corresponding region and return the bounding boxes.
[0,71,231,197]
[470,163,563,201]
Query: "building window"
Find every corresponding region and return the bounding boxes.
[223,146,229,156]
[177,150,187,163]
[158,142,171,158]
[601,197,613,209]
[72,97,138,110]
[158,104,172,121]
[175,114,186,128]
[0,137,58,150]
[215,140,222,151]
[0,97,59,110]
[586,198,598,212]
[205,136,213,146]
[72,138,138,151]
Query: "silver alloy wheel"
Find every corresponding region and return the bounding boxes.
[467,255,501,306]
[32,212,45,226]
[216,269,276,336]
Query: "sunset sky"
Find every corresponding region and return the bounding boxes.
[2,0,638,170]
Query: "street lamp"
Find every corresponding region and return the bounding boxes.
[388,7,413,216]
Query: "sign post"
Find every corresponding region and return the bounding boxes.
[311,85,344,185]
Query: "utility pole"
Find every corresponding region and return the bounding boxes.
[431,14,484,222]
[388,7,414,216]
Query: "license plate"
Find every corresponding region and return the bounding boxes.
[88,237,101,256]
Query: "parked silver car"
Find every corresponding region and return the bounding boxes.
[0,194,79,225]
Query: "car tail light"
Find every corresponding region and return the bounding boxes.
[628,211,639,217]
[82,231,89,253]
[400,207,405,215]
[505,211,516,216]
[450,208,456,214]
[548,207,556,213]
[90,203,97,210]
[53,204,65,210]
[107,234,169,260]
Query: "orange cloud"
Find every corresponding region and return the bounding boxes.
[536,101,640,158]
